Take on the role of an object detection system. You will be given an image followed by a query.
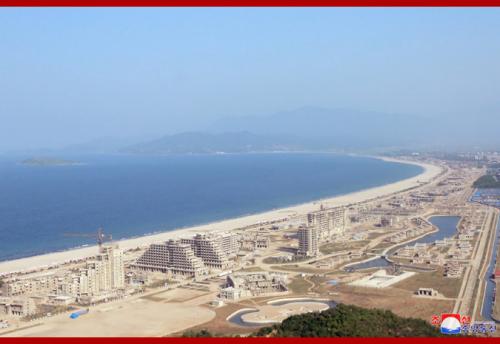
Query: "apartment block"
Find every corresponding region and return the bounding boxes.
[297,226,319,257]
[0,297,36,317]
[307,207,346,239]
[94,245,125,290]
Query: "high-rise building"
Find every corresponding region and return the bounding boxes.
[307,207,346,239]
[219,232,240,257]
[297,226,319,257]
[93,245,125,291]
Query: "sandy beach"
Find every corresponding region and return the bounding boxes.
[0,157,443,275]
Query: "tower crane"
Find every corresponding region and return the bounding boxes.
[63,227,113,247]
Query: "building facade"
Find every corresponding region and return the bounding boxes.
[133,239,207,278]
[307,207,346,239]
[297,226,319,257]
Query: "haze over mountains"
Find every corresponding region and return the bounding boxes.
[3,9,500,155]
[8,106,500,155]
[123,132,307,154]
[208,107,425,148]
[123,107,423,154]
[122,106,500,154]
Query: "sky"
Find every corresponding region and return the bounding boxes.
[1,8,500,151]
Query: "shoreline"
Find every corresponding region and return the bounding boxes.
[0,156,443,275]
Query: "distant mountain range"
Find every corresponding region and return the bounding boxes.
[122,131,314,154]
[208,106,428,149]
[20,157,82,166]
[19,106,500,156]
[123,107,431,154]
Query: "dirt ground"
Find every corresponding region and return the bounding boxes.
[2,298,215,337]
[169,302,261,337]
[332,283,454,321]
[392,268,462,298]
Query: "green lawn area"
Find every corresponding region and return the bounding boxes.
[288,276,312,294]
[270,264,331,273]
[319,240,369,254]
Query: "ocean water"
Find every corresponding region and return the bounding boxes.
[0,153,422,261]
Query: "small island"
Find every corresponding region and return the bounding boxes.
[20,157,82,166]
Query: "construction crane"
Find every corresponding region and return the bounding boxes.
[63,227,113,247]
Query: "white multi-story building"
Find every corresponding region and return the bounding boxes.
[307,207,346,239]
[53,245,125,299]
[297,226,319,257]
[2,274,58,297]
[219,232,240,257]
[1,245,125,307]
[94,245,125,290]
[181,233,238,270]
[0,297,36,317]
[219,272,288,300]
[240,231,270,251]
[133,239,207,278]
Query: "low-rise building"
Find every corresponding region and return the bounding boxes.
[0,297,36,317]
[240,232,270,251]
[219,272,288,300]
[416,288,438,297]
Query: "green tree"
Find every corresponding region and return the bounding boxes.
[253,304,443,337]
[473,175,500,188]
[182,329,213,337]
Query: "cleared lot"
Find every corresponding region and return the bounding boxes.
[2,298,215,337]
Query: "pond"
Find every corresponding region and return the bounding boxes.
[227,298,335,327]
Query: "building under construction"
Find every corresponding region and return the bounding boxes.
[307,206,346,240]
[133,232,239,278]
[0,297,36,317]
[180,232,239,270]
[0,243,125,307]
[132,239,207,278]
[239,231,270,251]
[219,272,288,300]
[297,226,319,257]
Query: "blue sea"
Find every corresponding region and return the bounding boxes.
[0,153,422,261]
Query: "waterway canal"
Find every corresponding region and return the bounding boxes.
[346,216,461,271]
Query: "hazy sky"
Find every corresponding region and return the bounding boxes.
[1,8,500,151]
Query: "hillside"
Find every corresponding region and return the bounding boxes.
[122,131,314,154]
[208,107,427,149]
[20,157,80,166]
[182,303,443,337]
[252,304,443,337]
